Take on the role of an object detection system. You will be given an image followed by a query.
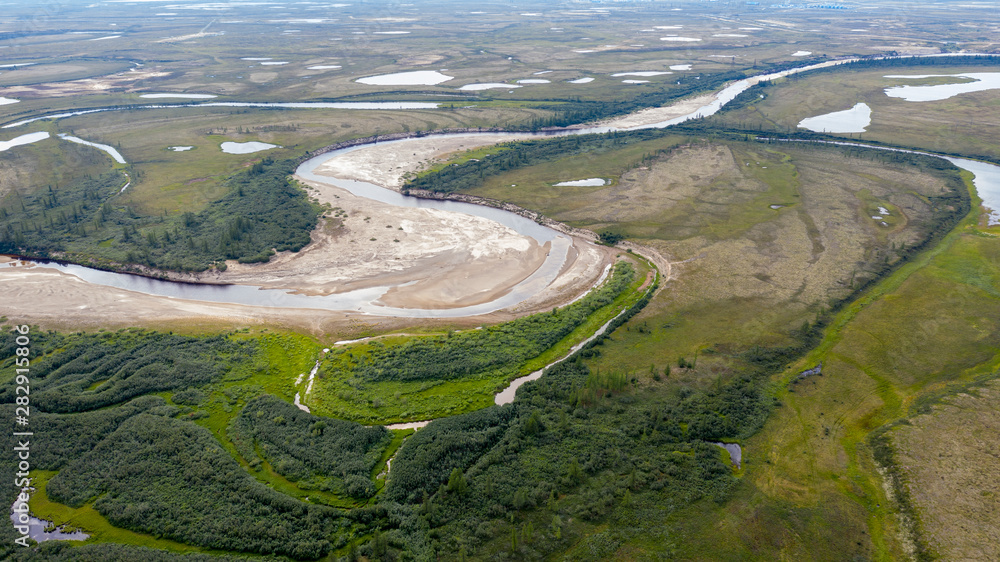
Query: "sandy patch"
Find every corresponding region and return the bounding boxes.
[585,92,718,129]
[398,54,444,66]
[0,67,170,98]
[0,265,358,334]
[156,31,223,43]
[249,72,278,84]
[207,177,549,310]
[184,130,612,312]
[313,133,534,189]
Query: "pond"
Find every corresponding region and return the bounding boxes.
[459,83,521,91]
[554,178,607,187]
[797,102,871,133]
[0,131,48,152]
[140,93,217,99]
[10,493,89,543]
[58,133,127,164]
[883,72,1000,102]
[220,141,278,154]
[713,442,742,468]
[357,70,453,86]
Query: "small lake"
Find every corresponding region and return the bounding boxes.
[883,72,1000,102]
[357,71,453,86]
[797,102,871,133]
[10,494,89,543]
[58,133,127,164]
[0,131,48,152]
[140,93,217,99]
[612,71,672,77]
[459,83,520,91]
[554,178,607,187]
[221,141,278,154]
[713,442,742,468]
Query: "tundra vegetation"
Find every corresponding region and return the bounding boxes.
[1,0,1000,560]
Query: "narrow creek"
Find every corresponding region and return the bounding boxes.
[9,493,89,543]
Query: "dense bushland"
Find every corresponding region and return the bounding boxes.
[46,413,342,559]
[229,395,391,498]
[0,330,255,413]
[376,357,775,560]
[0,157,320,272]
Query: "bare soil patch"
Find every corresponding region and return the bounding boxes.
[0,66,170,98]
[893,380,1000,561]
[586,92,718,129]
[314,133,534,189]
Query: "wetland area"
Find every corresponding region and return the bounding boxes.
[1,1,999,561]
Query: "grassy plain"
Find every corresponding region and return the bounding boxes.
[389,126,979,559]
[708,62,1000,161]
[460,138,960,385]
[3,1,1000,560]
[891,379,1000,561]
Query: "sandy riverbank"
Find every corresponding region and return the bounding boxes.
[182,175,559,310]
[0,105,641,331]
[586,92,719,129]
[313,133,535,189]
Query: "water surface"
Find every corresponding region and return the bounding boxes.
[220,141,278,154]
[0,131,49,152]
[798,102,871,133]
[883,72,1000,102]
[357,71,453,86]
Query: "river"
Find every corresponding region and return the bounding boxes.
[6,54,1000,313]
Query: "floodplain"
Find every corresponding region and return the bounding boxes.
[1,1,999,561]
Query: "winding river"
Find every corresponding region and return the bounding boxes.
[5,54,1000,315]
[3,54,1000,503]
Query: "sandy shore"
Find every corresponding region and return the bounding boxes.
[315,133,535,189]
[587,92,719,129]
[178,177,556,310]
[0,245,614,336]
